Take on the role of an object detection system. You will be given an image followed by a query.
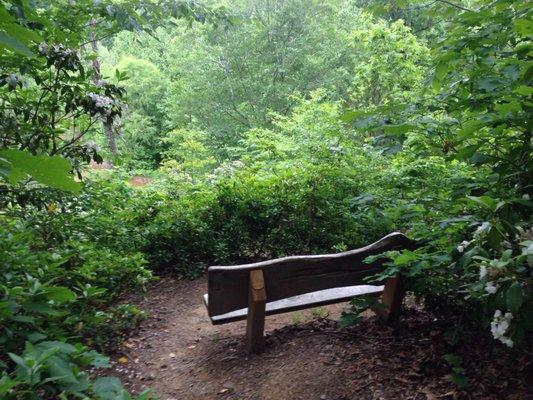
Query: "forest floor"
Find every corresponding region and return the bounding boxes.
[104,278,532,400]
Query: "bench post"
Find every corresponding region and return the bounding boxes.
[246,269,266,353]
[373,273,404,324]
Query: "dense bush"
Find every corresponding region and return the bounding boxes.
[344,0,532,350]
[0,217,152,398]
[141,161,393,275]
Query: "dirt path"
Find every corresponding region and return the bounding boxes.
[108,278,531,400]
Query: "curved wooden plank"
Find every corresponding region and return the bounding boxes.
[208,232,414,272]
[207,232,416,317]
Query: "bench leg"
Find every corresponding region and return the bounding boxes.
[372,273,404,324]
[246,269,266,354]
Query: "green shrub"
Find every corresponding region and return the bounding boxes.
[0,217,152,399]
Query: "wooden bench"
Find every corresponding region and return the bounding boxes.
[203,232,417,353]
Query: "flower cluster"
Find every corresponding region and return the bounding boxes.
[2,73,21,90]
[477,259,503,295]
[490,310,514,347]
[208,160,245,182]
[456,240,470,253]
[87,93,118,117]
[38,42,78,58]
[474,221,491,237]
[484,280,498,294]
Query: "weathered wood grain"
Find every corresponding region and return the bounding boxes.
[371,274,404,324]
[245,270,266,353]
[204,284,384,324]
[206,232,417,317]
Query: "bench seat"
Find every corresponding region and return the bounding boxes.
[204,284,384,324]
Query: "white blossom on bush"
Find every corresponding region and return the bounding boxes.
[490,310,514,348]
[479,264,488,279]
[87,93,117,116]
[485,281,498,294]
[208,160,245,182]
[38,42,48,53]
[474,221,491,237]
[456,240,470,253]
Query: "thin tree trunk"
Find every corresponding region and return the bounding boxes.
[90,28,118,156]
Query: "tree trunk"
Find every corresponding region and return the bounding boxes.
[90,29,119,156]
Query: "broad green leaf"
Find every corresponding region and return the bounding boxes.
[506,282,523,314]
[10,315,35,323]
[494,101,521,114]
[23,302,64,316]
[341,109,367,123]
[435,61,449,81]
[36,341,77,355]
[339,312,362,328]
[477,78,500,92]
[93,376,129,400]
[451,373,469,388]
[45,355,79,384]
[514,85,533,96]
[393,250,418,266]
[44,287,77,304]
[1,22,41,45]
[0,30,34,57]
[443,353,462,367]
[382,124,416,135]
[7,353,27,370]
[0,149,81,192]
[0,375,19,394]
[513,19,533,37]
[466,196,498,211]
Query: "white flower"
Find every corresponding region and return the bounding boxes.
[500,337,514,348]
[87,93,116,116]
[38,42,48,53]
[6,74,19,87]
[490,310,514,348]
[485,281,498,294]
[475,221,491,237]
[479,265,487,279]
[522,194,530,200]
[94,79,107,88]
[522,243,533,256]
[88,92,114,108]
[231,160,244,168]
[457,240,470,253]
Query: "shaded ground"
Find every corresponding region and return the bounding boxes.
[105,278,532,400]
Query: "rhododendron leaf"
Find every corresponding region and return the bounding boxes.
[506,282,523,314]
[0,150,81,193]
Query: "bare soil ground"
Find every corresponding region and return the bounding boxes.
[106,278,532,400]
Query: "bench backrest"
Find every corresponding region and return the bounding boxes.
[206,232,417,317]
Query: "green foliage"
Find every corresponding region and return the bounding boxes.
[443,354,469,388]
[350,17,430,107]
[343,0,532,348]
[0,0,224,397]
[108,57,170,167]
[2,0,532,397]
[0,149,81,192]
[340,296,382,328]
[0,217,151,398]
